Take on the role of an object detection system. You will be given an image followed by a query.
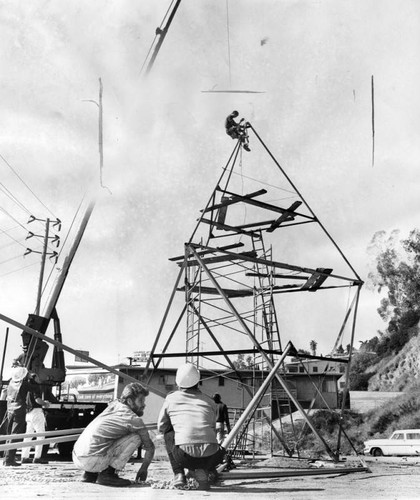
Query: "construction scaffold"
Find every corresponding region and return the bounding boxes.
[143,121,365,470]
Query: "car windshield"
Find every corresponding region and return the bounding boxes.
[391,433,404,440]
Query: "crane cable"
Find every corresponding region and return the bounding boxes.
[226,0,232,87]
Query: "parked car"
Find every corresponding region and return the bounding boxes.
[364,429,420,456]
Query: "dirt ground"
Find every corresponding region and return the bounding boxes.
[1,453,420,500]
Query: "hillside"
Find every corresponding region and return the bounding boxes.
[365,324,420,392]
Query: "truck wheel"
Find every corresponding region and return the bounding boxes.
[372,448,383,457]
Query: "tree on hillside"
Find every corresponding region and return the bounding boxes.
[367,228,420,355]
[348,352,377,390]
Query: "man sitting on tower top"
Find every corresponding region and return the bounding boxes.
[225,110,251,152]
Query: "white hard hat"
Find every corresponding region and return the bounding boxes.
[176,363,200,388]
[11,366,28,382]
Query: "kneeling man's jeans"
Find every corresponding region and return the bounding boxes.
[164,431,224,474]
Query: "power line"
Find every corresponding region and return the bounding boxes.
[0,261,39,278]
[0,237,26,252]
[0,153,57,219]
[0,182,32,216]
[0,239,22,251]
[0,254,27,266]
[0,208,58,255]
[0,217,29,249]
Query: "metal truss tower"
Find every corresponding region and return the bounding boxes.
[145,122,363,461]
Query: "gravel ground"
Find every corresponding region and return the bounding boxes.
[1,454,420,500]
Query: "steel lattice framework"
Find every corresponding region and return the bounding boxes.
[144,123,364,461]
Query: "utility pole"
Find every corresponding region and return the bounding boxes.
[35,218,50,315]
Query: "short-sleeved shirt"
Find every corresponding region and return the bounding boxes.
[158,388,218,447]
[73,400,153,457]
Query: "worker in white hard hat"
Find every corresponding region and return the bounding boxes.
[3,366,30,467]
[157,363,224,491]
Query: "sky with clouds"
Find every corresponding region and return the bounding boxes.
[0,0,419,376]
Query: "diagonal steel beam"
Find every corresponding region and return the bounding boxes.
[143,256,188,376]
[190,246,338,461]
[190,302,293,456]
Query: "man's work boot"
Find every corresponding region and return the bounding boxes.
[243,144,251,152]
[208,469,220,485]
[81,471,99,483]
[97,466,131,487]
[21,458,33,464]
[33,457,49,464]
[172,472,186,488]
[195,469,210,490]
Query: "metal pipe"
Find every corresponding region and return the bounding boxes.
[0,428,84,442]
[221,342,292,450]
[143,259,188,376]
[145,0,183,74]
[0,422,157,443]
[43,198,96,320]
[219,466,370,480]
[0,434,80,452]
[249,124,362,282]
[192,247,338,461]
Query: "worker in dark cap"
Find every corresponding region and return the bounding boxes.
[225,110,251,151]
[21,373,50,464]
[213,393,231,445]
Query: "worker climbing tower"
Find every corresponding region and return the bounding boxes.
[145,120,363,461]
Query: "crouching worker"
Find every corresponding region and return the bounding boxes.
[157,363,224,491]
[72,382,155,487]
